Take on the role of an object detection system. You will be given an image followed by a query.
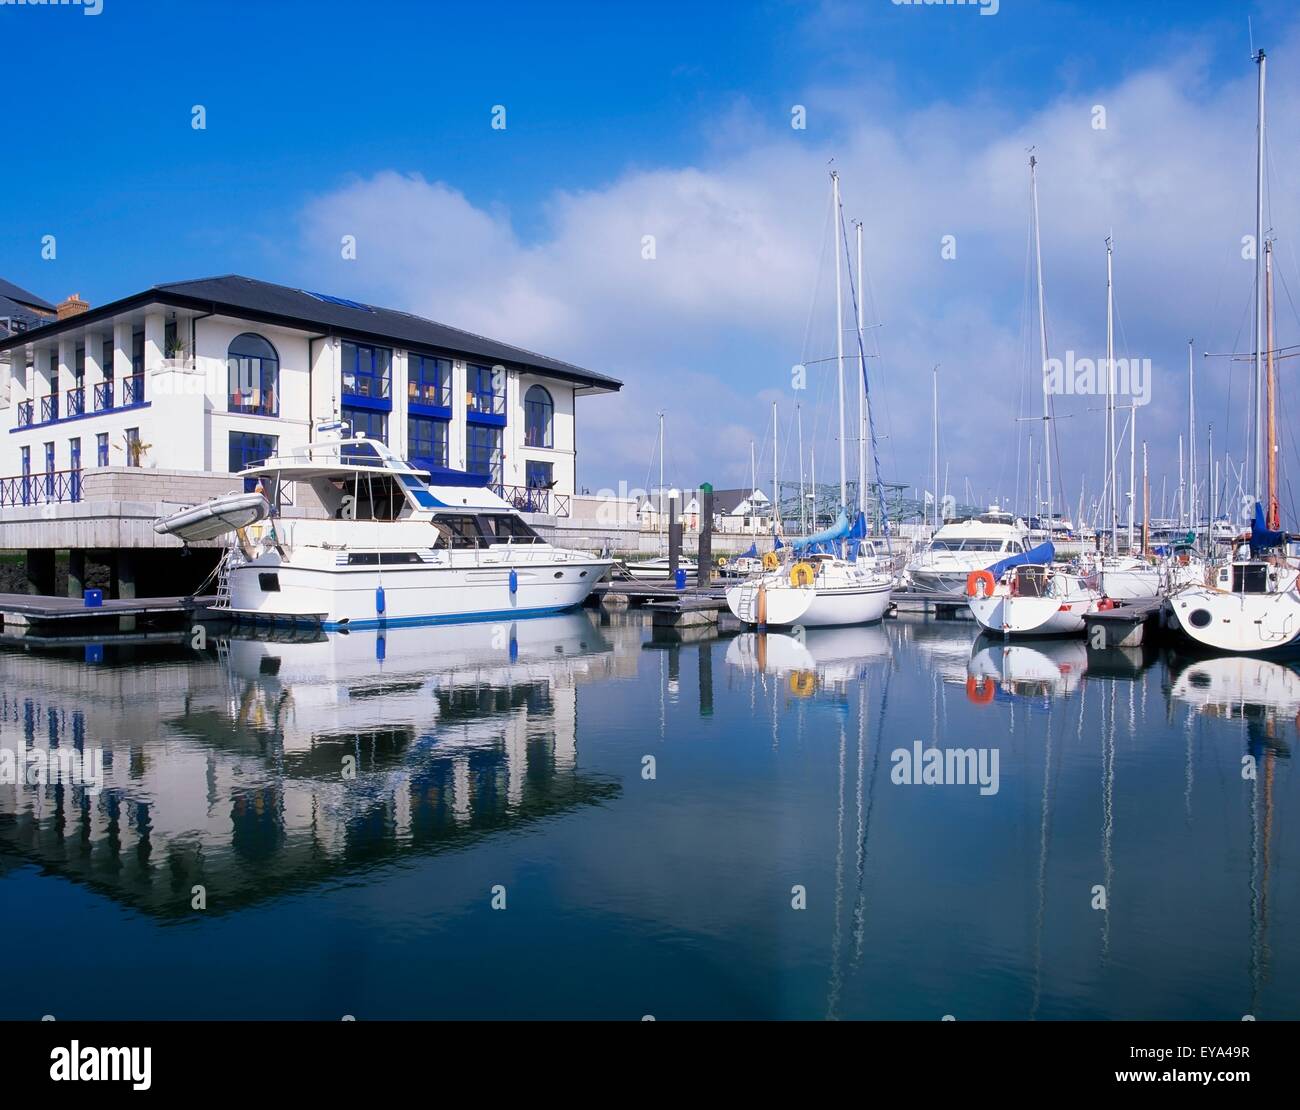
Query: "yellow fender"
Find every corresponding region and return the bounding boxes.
[790,562,815,587]
[762,551,779,571]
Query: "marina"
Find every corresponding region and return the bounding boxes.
[7,0,1300,1072]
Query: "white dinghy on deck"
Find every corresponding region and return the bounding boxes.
[154,491,271,544]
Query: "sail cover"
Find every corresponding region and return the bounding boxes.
[795,509,850,553]
[1250,501,1284,556]
[985,541,1055,580]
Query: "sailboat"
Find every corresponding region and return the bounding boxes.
[725,170,893,628]
[1169,50,1300,654]
[966,154,1101,637]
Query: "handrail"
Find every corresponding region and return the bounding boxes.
[0,466,83,508]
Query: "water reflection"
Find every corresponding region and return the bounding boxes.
[0,610,1296,1019]
[0,613,622,919]
[967,636,1088,702]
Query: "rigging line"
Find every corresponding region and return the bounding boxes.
[836,189,894,541]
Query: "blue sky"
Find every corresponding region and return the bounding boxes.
[6,0,1300,515]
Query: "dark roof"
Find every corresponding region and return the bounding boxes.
[0,274,621,392]
[712,487,766,515]
[0,277,55,313]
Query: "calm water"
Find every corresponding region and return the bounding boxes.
[1,610,1296,1020]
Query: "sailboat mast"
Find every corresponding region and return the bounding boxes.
[772,399,780,532]
[1106,236,1116,553]
[797,404,806,534]
[832,171,847,510]
[1128,402,1136,551]
[1253,50,1267,504]
[1030,155,1053,541]
[856,220,868,519]
[932,366,940,531]
[658,410,665,539]
[1188,340,1196,537]
[1142,441,1149,555]
[1266,238,1279,529]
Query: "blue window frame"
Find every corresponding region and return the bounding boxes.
[342,405,388,443]
[74,343,85,386]
[96,432,109,467]
[43,441,55,497]
[342,341,392,403]
[227,333,279,416]
[20,446,30,505]
[526,460,554,489]
[69,438,81,499]
[467,363,506,417]
[467,424,502,484]
[131,330,144,375]
[229,432,278,489]
[524,384,553,447]
[101,338,114,380]
[408,414,448,468]
[408,354,452,409]
[124,427,140,467]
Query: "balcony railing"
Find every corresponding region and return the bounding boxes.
[66,385,85,416]
[16,400,32,427]
[494,483,570,517]
[122,374,144,406]
[0,467,83,508]
[40,393,59,423]
[94,381,114,411]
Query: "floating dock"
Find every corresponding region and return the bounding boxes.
[0,592,218,634]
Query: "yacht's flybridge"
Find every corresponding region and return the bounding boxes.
[238,434,513,518]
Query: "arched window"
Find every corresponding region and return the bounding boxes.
[524,384,553,448]
[228,333,279,416]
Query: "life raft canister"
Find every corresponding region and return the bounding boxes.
[790,562,816,587]
[965,674,996,704]
[966,569,996,598]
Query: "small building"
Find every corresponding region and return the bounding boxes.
[713,487,771,533]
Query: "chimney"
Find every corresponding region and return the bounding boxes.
[56,293,90,320]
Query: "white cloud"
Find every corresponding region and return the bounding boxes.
[297,23,1300,516]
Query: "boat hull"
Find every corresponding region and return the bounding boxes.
[228,555,612,628]
[1168,585,1300,654]
[726,579,891,628]
[968,592,1095,637]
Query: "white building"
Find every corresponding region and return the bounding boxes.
[0,275,621,516]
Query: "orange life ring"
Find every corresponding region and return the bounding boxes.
[966,675,996,704]
[966,569,996,598]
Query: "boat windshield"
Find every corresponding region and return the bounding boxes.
[931,539,1006,552]
[431,513,543,548]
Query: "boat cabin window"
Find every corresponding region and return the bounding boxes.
[932,539,1005,552]
[480,514,543,543]
[432,514,489,549]
[326,474,407,521]
[1233,564,1271,594]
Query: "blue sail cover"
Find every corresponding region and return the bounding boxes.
[985,541,1055,580]
[795,509,851,555]
[1250,501,1284,556]
[744,542,759,559]
[847,511,868,539]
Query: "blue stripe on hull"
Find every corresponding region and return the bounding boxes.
[231,603,582,629]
